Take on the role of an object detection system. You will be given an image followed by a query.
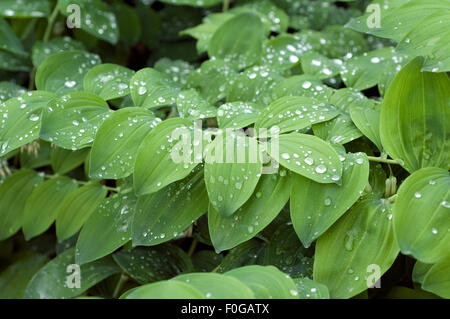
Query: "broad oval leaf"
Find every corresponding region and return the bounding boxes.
[89,107,159,179]
[349,106,382,151]
[32,37,85,67]
[0,169,43,240]
[290,152,369,248]
[225,265,299,299]
[113,245,193,284]
[132,165,208,246]
[50,147,90,175]
[208,12,265,70]
[133,118,198,195]
[255,96,339,134]
[269,132,342,184]
[204,133,262,217]
[58,0,119,44]
[130,68,181,108]
[380,57,450,172]
[40,91,110,150]
[313,195,399,299]
[35,50,101,95]
[0,0,50,18]
[0,252,48,299]
[24,248,120,299]
[22,177,78,240]
[0,91,55,156]
[393,167,449,263]
[217,101,261,129]
[84,64,135,100]
[122,280,204,299]
[75,193,136,265]
[172,272,255,298]
[292,277,330,299]
[55,183,107,242]
[209,170,292,252]
[422,258,450,299]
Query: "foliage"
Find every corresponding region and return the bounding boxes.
[0,0,448,299]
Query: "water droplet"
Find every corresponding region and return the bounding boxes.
[315,165,327,174]
[414,192,422,199]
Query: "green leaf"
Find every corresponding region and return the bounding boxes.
[176,89,217,120]
[227,65,282,105]
[208,12,265,70]
[84,64,135,100]
[349,107,382,151]
[0,81,26,103]
[412,260,433,285]
[55,182,107,242]
[209,171,292,252]
[186,59,237,104]
[89,107,159,179]
[393,167,449,263]
[113,245,193,284]
[132,165,208,246]
[312,113,363,145]
[270,132,342,184]
[260,223,313,278]
[379,57,450,173]
[122,280,204,299]
[422,258,450,299]
[159,0,221,7]
[20,141,52,169]
[0,0,50,18]
[230,0,288,34]
[0,91,55,156]
[130,68,181,108]
[291,152,369,248]
[272,75,334,101]
[255,96,339,134]
[217,102,261,129]
[172,272,255,298]
[292,277,330,299]
[111,1,141,45]
[58,0,119,44]
[192,250,223,272]
[32,37,85,67]
[225,265,299,299]
[24,248,120,299]
[0,252,48,299]
[154,58,194,87]
[40,91,110,150]
[133,118,198,195]
[50,147,90,175]
[181,13,234,54]
[341,47,409,91]
[204,133,262,217]
[215,239,265,273]
[75,193,136,265]
[0,169,44,240]
[0,50,29,71]
[35,50,101,94]
[313,195,399,298]
[0,17,27,57]
[22,177,78,240]
[301,52,342,80]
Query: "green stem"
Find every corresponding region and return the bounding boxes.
[43,4,59,42]
[43,173,119,192]
[187,238,198,258]
[223,0,231,12]
[21,18,37,40]
[113,274,128,299]
[28,67,36,90]
[367,156,403,165]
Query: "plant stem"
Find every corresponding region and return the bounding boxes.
[188,238,198,258]
[367,156,403,165]
[223,0,231,12]
[43,4,59,43]
[112,274,128,299]
[42,173,119,192]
